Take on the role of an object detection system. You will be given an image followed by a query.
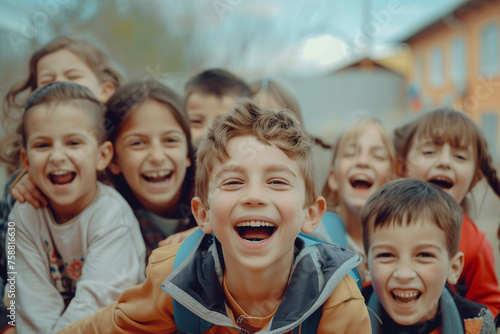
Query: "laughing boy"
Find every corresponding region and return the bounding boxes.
[59,99,370,333]
[361,178,495,333]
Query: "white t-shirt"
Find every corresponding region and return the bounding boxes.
[8,182,146,333]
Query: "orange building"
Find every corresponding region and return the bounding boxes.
[403,0,500,161]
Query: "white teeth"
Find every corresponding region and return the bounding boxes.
[143,171,171,178]
[393,291,419,298]
[236,221,275,227]
[349,174,373,184]
[434,175,452,182]
[51,171,70,176]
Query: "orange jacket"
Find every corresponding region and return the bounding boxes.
[452,212,500,317]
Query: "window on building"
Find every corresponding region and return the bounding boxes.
[482,112,498,161]
[480,22,499,77]
[451,36,466,92]
[430,46,443,87]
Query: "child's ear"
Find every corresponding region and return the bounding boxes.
[20,148,29,169]
[447,251,464,285]
[107,159,121,175]
[301,196,327,234]
[327,169,339,191]
[97,81,115,103]
[96,141,113,171]
[192,197,213,234]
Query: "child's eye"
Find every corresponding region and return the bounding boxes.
[68,140,82,146]
[65,70,83,80]
[189,119,204,128]
[421,149,435,155]
[376,252,394,258]
[33,142,50,149]
[38,80,52,87]
[417,252,435,258]
[67,75,82,80]
[221,179,243,189]
[454,151,469,160]
[164,137,181,144]
[268,179,290,188]
[373,152,388,161]
[129,140,144,147]
[342,148,356,157]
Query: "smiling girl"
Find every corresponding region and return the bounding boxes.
[321,114,396,284]
[105,80,197,259]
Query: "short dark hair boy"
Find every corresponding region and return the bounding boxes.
[360,178,494,333]
[184,68,251,147]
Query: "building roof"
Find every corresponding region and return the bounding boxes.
[327,50,410,77]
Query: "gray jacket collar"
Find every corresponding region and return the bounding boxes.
[161,232,361,333]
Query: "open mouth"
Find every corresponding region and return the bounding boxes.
[141,170,173,183]
[49,171,76,185]
[392,290,421,304]
[235,221,277,243]
[349,175,373,189]
[428,176,453,190]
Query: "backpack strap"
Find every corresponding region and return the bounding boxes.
[322,211,349,249]
[298,233,362,290]
[172,229,214,334]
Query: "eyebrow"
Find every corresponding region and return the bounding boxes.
[414,243,442,250]
[344,141,386,149]
[63,68,84,74]
[187,113,206,119]
[121,129,184,138]
[27,131,91,143]
[417,140,434,146]
[370,243,442,252]
[214,163,297,180]
[265,164,297,178]
[370,244,394,252]
[215,165,245,179]
[27,135,51,144]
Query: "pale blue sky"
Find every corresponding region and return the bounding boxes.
[0,0,468,76]
[156,0,468,75]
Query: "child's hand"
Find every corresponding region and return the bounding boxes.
[10,173,48,208]
[158,227,198,246]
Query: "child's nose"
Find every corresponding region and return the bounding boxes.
[49,144,67,163]
[148,142,165,163]
[393,262,417,281]
[437,145,452,168]
[241,183,268,207]
[356,150,370,166]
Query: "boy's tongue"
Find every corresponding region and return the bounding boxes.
[239,227,272,240]
[50,172,75,184]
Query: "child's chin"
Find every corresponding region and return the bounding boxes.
[389,313,425,326]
